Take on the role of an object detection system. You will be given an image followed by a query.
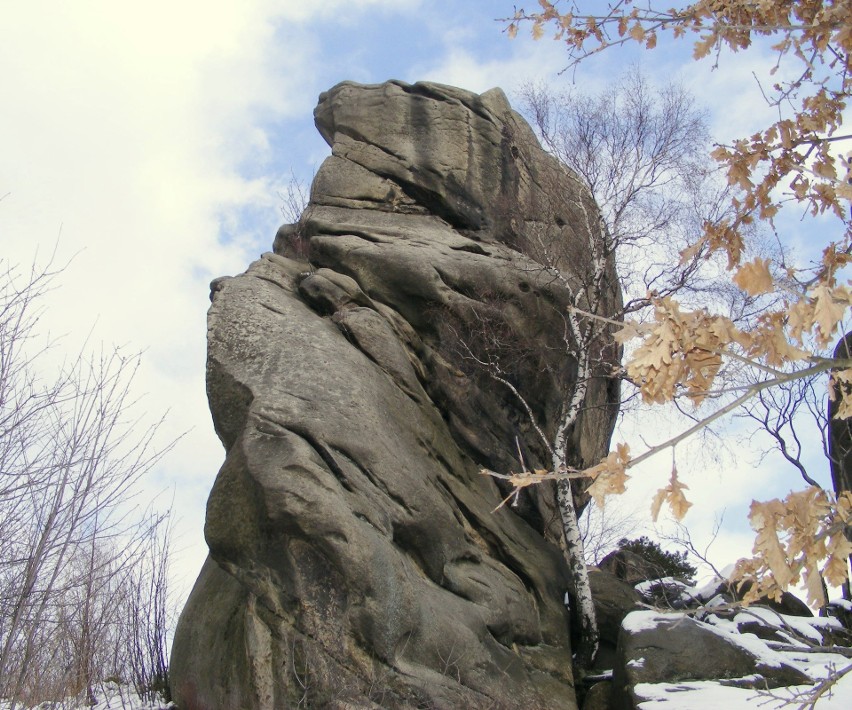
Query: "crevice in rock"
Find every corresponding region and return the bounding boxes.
[280,423,357,495]
[334,123,409,164]
[436,479,539,600]
[252,273,290,291]
[259,302,288,318]
[306,224,389,244]
[449,242,491,256]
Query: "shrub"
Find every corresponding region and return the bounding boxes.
[617,536,697,583]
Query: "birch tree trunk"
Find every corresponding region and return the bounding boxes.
[556,478,599,668]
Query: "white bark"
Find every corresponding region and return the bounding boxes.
[556,478,599,668]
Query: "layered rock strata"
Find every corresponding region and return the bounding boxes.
[171,80,621,710]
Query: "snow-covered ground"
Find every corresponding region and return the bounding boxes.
[634,633,852,709]
[0,683,172,710]
[4,604,850,709]
[636,674,852,710]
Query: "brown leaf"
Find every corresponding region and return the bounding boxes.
[733,258,774,295]
[628,23,645,43]
[651,464,692,521]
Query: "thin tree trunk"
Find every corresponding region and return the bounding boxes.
[557,478,599,668]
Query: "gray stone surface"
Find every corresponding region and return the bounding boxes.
[587,568,642,671]
[613,612,812,709]
[580,680,613,710]
[170,80,622,709]
[598,549,668,586]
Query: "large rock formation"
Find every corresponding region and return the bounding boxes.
[170,80,621,709]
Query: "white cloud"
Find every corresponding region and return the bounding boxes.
[0,0,417,599]
[3,0,839,612]
[410,32,607,98]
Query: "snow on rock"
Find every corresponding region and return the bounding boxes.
[634,577,698,607]
[611,606,852,709]
[732,606,829,643]
[620,610,686,634]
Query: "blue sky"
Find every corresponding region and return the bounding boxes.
[2,1,840,601]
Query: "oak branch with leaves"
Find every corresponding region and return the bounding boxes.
[499,0,852,609]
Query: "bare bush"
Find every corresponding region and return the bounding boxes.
[0,254,175,707]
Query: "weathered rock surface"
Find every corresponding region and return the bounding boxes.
[613,611,813,709]
[599,549,672,587]
[170,79,622,709]
[587,568,642,672]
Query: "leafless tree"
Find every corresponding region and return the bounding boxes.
[0,254,176,707]
[125,512,173,702]
[276,170,312,259]
[580,499,645,566]
[278,169,310,225]
[518,68,729,312]
[457,69,754,668]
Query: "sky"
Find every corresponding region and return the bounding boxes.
[1,1,843,607]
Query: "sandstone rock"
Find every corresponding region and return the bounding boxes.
[170,80,622,709]
[613,611,812,709]
[580,680,613,710]
[598,549,670,586]
[703,579,814,618]
[587,568,642,671]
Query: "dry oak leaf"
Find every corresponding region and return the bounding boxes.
[612,319,647,345]
[812,284,850,347]
[749,312,810,366]
[787,285,850,348]
[586,443,631,508]
[748,498,794,591]
[733,258,774,296]
[743,488,852,607]
[825,531,852,588]
[828,368,852,420]
[650,464,692,522]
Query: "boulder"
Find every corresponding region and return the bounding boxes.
[580,680,613,710]
[599,549,670,586]
[613,611,812,709]
[170,80,622,709]
[587,568,642,671]
[703,579,813,617]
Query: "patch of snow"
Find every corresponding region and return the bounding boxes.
[732,606,823,643]
[621,610,687,633]
[828,598,852,611]
[703,613,738,632]
[635,577,685,594]
[719,563,737,579]
[627,657,646,669]
[704,593,728,608]
[695,575,725,601]
[0,682,173,710]
[634,677,852,709]
[635,577,698,606]
[700,614,790,668]
[810,616,844,630]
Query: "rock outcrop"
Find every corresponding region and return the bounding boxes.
[579,564,850,710]
[170,80,621,709]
